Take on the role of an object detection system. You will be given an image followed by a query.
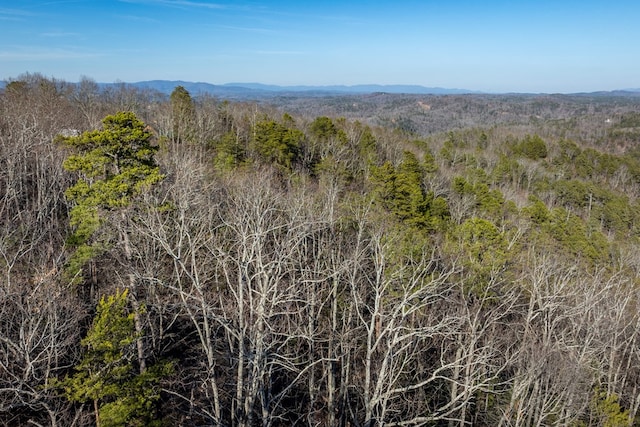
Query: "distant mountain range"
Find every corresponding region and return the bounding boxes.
[2,78,640,98]
[119,81,640,98]
[124,80,479,98]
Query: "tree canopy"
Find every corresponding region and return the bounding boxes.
[3,75,640,426]
[59,111,163,283]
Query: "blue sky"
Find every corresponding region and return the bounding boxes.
[1,0,638,93]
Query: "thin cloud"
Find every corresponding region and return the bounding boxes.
[40,1,98,5]
[119,0,228,10]
[41,31,81,37]
[217,24,276,34]
[0,7,31,15]
[0,48,105,61]
[254,50,307,56]
[116,14,160,23]
[0,7,32,21]
[118,0,268,16]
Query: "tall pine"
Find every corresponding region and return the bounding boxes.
[59,111,163,284]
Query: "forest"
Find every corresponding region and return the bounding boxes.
[2,73,640,426]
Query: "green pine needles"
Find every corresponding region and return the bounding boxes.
[58,112,164,284]
[50,289,171,427]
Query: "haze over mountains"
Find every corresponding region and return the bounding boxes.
[124,80,480,98]
[121,81,640,98]
[2,78,640,98]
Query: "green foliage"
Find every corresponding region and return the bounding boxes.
[422,149,438,174]
[550,178,636,236]
[522,196,611,263]
[82,290,137,364]
[447,217,511,294]
[590,389,632,427]
[212,131,246,171]
[547,207,609,263]
[593,191,634,236]
[394,151,429,222]
[453,175,505,217]
[552,140,627,183]
[51,290,171,426]
[12,73,640,427]
[574,148,598,179]
[62,112,162,201]
[358,125,376,150]
[491,154,523,186]
[380,221,434,282]
[438,131,472,166]
[304,116,351,173]
[554,139,581,166]
[4,79,29,96]
[357,124,378,166]
[309,116,338,140]
[428,194,450,230]
[371,161,397,202]
[573,148,622,180]
[370,151,449,230]
[59,112,164,283]
[439,132,467,165]
[252,117,303,170]
[513,134,548,159]
[554,179,592,208]
[454,217,508,267]
[523,196,550,224]
[170,85,196,143]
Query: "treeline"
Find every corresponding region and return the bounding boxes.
[2,74,640,426]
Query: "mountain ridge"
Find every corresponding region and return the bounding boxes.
[104,81,640,100]
[124,80,479,97]
[2,78,639,98]
[220,82,478,95]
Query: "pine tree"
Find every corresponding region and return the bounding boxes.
[170,85,196,143]
[59,111,164,284]
[51,290,171,427]
[252,118,303,170]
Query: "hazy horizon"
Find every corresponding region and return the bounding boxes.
[2,1,639,94]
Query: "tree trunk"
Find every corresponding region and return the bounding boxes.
[121,212,147,373]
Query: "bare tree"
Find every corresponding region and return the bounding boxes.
[342,205,511,427]
[72,76,104,129]
[497,254,613,427]
[212,171,318,427]
[129,144,224,424]
[0,74,83,426]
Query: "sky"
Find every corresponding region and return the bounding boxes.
[1,0,639,93]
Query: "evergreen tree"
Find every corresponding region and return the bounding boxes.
[51,290,171,427]
[371,152,449,230]
[252,118,303,170]
[59,111,164,284]
[309,116,338,141]
[169,85,196,143]
[393,151,428,225]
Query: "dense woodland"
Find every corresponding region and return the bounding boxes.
[3,73,640,426]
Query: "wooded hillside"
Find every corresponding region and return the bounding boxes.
[3,74,640,426]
